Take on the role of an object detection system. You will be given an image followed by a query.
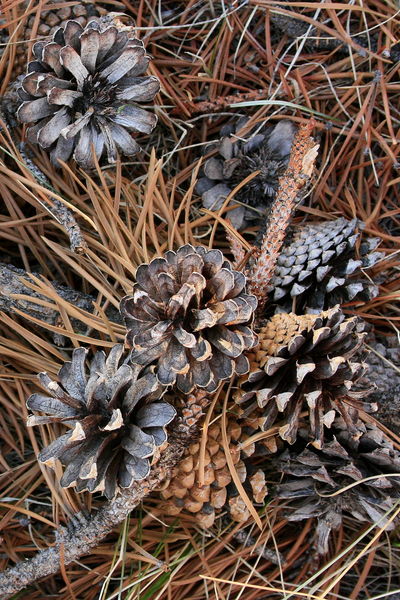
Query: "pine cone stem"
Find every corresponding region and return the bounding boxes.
[0,424,193,599]
[247,120,319,311]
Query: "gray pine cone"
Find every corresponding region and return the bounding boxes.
[268,419,400,554]
[120,244,258,393]
[236,306,375,449]
[196,119,295,230]
[269,218,383,313]
[17,16,160,169]
[27,345,176,499]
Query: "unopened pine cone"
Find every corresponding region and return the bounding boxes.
[236,306,375,449]
[269,217,383,313]
[159,416,267,528]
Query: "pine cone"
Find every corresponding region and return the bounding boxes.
[236,306,375,449]
[159,416,267,527]
[120,244,258,393]
[26,345,176,499]
[12,1,105,78]
[196,119,295,230]
[269,218,383,313]
[17,16,160,169]
[359,334,400,435]
[267,419,400,554]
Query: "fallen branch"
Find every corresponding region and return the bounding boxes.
[247,120,319,311]
[0,420,196,598]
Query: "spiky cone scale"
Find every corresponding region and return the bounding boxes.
[267,418,400,554]
[159,417,268,527]
[11,1,106,78]
[26,345,176,499]
[17,15,160,169]
[269,217,383,314]
[120,244,258,394]
[196,119,296,230]
[235,306,375,449]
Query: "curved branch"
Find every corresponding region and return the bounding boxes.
[0,424,192,598]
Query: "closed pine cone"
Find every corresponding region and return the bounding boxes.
[159,417,267,528]
[236,306,375,449]
[269,218,383,313]
[267,418,400,554]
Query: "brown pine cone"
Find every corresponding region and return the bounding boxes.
[236,306,375,448]
[27,345,176,499]
[121,244,258,393]
[269,218,383,313]
[267,418,400,554]
[17,15,160,169]
[159,416,267,527]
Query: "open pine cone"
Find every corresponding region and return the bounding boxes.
[267,419,400,554]
[12,1,105,78]
[17,16,160,169]
[26,345,176,499]
[196,119,295,230]
[159,414,267,528]
[121,244,258,393]
[269,218,383,313]
[236,306,375,448]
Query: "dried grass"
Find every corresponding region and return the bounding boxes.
[0,0,399,598]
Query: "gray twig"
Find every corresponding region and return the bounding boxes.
[0,262,121,341]
[0,423,194,598]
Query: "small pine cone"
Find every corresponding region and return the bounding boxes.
[196,119,296,230]
[12,1,105,78]
[26,345,176,499]
[120,245,258,393]
[17,16,160,169]
[236,306,375,449]
[269,218,383,313]
[159,417,267,527]
[267,419,400,554]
